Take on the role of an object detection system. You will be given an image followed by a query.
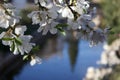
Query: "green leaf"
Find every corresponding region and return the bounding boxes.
[23,55,29,60]
[55,25,67,36]
[31,46,40,53]
[60,31,66,36]
[109,31,115,34]
[57,27,63,32]
[15,37,22,45]
[2,38,13,41]
[83,9,87,14]
[11,41,15,52]
[55,23,68,28]
[55,23,68,36]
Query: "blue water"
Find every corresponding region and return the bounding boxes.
[13,0,27,9]
[14,40,103,80]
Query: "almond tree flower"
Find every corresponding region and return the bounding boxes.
[34,0,46,7]
[14,26,35,55]
[67,14,95,32]
[28,11,52,26]
[28,11,41,25]
[58,6,74,20]
[0,4,20,28]
[3,3,15,9]
[73,5,84,15]
[67,19,80,30]
[74,0,90,15]
[17,35,35,55]
[5,34,35,55]
[89,31,106,47]
[30,56,42,66]
[76,16,87,30]
[9,17,20,27]
[28,11,54,35]
[46,3,58,19]
[58,0,63,4]
[34,0,39,4]
[15,25,27,35]
[6,9,20,27]
[1,33,18,55]
[41,2,59,20]
[41,2,59,19]
[37,21,58,35]
[30,58,37,66]
[66,12,94,31]
[76,0,89,12]
[28,1,59,35]
[48,9,58,19]
[57,0,90,20]
[7,35,35,55]
[2,32,15,46]
[76,14,93,30]
[28,9,58,35]
[37,11,49,26]
[4,3,20,22]
[0,8,10,28]
[1,25,35,55]
[76,14,92,27]
[0,32,6,39]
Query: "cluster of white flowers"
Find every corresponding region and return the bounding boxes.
[0,3,19,28]
[0,26,35,55]
[0,2,35,55]
[0,0,108,65]
[28,0,108,47]
[28,1,59,35]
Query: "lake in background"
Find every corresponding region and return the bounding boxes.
[14,40,103,80]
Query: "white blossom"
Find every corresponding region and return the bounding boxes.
[0,8,10,28]
[67,19,79,30]
[2,32,14,46]
[71,0,89,15]
[58,6,74,19]
[89,31,105,47]
[1,25,35,55]
[58,0,63,4]
[0,32,6,39]
[30,58,36,66]
[15,25,27,35]
[77,0,90,11]
[30,56,42,66]
[38,21,58,35]
[3,3,15,9]
[14,26,35,55]
[48,7,58,19]
[34,0,46,7]
[17,35,35,55]
[28,11,41,25]
[0,4,20,28]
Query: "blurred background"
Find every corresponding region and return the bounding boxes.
[0,0,120,80]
